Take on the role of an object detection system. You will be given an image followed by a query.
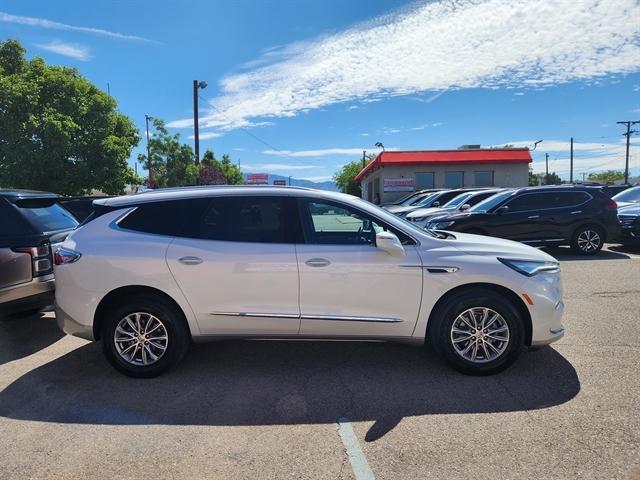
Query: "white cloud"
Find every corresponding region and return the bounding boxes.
[0,11,155,42]
[169,0,640,132]
[503,138,640,177]
[242,163,321,171]
[262,148,369,158]
[34,40,91,61]
[187,132,222,140]
[514,92,525,96]
[346,105,360,111]
[298,175,334,182]
[360,133,369,137]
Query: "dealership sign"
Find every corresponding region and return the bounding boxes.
[247,173,269,184]
[383,178,415,192]
[273,179,287,186]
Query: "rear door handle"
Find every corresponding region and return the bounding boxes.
[305,258,331,267]
[178,256,203,265]
[527,215,540,219]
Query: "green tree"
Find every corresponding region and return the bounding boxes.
[543,172,562,185]
[137,119,194,188]
[528,166,540,186]
[0,39,140,195]
[202,150,243,184]
[587,170,625,184]
[333,154,375,196]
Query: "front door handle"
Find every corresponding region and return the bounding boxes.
[178,256,203,265]
[527,215,540,219]
[305,258,331,267]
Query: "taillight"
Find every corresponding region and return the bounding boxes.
[54,247,82,265]
[605,199,617,210]
[12,244,54,276]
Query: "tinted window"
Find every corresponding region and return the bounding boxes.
[470,190,515,212]
[16,203,78,232]
[467,190,498,206]
[504,193,550,212]
[443,193,473,208]
[444,172,463,188]
[556,192,590,207]
[300,200,411,245]
[194,196,289,243]
[118,201,189,236]
[474,171,494,187]
[0,200,33,235]
[415,172,434,189]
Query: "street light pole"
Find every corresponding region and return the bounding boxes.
[545,153,549,184]
[193,80,208,164]
[145,114,153,186]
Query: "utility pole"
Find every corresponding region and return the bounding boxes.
[362,150,366,169]
[193,80,208,164]
[617,120,639,184]
[145,114,153,186]
[570,137,574,184]
[545,153,549,184]
[288,175,292,186]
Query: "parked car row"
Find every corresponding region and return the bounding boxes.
[384,184,640,255]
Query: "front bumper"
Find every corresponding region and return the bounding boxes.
[617,226,640,245]
[521,272,566,346]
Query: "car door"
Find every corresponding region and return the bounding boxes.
[166,195,301,335]
[490,192,550,241]
[295,198,423,338]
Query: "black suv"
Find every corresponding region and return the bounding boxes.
[426,186,619,255]
[0,190,78,316]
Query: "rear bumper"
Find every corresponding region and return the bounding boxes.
[55,304,95,341]
[0,275,55,315]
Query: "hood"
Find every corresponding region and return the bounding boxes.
[618,204,640,215]
[427,211,481,223]
[444,231,558,262]
[406,206,447,219]
[615,201,635,210]
[385,205,421,215]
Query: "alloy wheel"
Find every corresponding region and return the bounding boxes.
[450,307,510,364]
[114,312,169,366]
[577,229,601,253]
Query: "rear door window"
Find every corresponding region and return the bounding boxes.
[188,196,296,244]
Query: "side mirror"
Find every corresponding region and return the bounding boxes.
[497,205,509,215]
[433,201,441,207]
[375,231,405,257]
[460,203,471,211]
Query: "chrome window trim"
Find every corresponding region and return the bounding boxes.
[301,314,403,323]
[501,191,593,215]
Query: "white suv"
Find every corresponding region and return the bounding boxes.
[54,186,565,377]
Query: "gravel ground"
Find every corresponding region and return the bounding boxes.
[1,244,639,479]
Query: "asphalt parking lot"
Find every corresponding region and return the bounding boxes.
[1,244,640,480]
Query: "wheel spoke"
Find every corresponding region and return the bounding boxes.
[479,308,489,328]
[484,313,500,330]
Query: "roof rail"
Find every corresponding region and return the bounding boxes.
[142,184,316,194]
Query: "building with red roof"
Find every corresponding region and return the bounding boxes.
[355,146,532,204]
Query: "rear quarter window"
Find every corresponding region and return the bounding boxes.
[117,200,193,236]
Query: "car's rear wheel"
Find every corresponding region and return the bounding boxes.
[429,289,524,375]
[571,225,604,255]
[101,294,190,378]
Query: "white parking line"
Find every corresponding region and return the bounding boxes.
[337,417,375,480]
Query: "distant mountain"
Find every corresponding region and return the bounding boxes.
[243,173,338,191]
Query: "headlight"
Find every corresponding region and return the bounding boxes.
[429,220,455,230]
[498,258,560,277]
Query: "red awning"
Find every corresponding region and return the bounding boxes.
[355,149,532,182]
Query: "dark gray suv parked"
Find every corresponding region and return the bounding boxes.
[0,190,78,317]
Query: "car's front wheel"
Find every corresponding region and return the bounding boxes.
[429,289,524,375]
[101,294,190,378]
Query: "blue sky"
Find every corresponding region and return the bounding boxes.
[1,0,640,183]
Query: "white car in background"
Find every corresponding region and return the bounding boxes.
[406,189,508,228]
[54,186,565,378]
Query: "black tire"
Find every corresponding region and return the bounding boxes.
[101,294,190,378]
[570,225,604,255]
[428,288,524,375]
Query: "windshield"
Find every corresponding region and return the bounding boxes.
[442,192,473,209]
[401,192,432,206]
[394,191,420,205]
[355,198,436,237]
[17,202,79,232]
[613,187,640,203]
[415,192,443,207]
[469,190,515,212]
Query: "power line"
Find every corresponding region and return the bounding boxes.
[197,92,283,153]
